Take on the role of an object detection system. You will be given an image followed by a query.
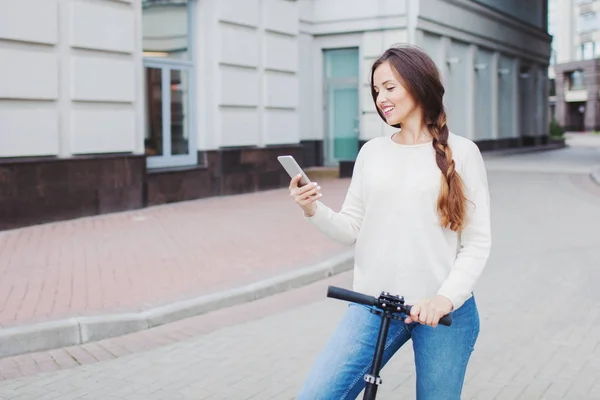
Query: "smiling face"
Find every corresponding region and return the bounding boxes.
[371,61,420,127]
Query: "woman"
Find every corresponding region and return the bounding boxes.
[290,45,492,399]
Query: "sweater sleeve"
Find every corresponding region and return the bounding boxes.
[437,142,492,310]
[303,150,365,246]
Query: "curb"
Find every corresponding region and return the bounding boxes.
[0,251,354,359]
[482,142,567,158]
[591,166,600,186]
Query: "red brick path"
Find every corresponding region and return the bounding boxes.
[0,178,351,328]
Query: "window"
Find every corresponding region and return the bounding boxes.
[582,41,595,60]
[575,42,596,60]
[549,78,556,96]
[567,70,585,91]
[142,0,197,168]
[578,11,599,33]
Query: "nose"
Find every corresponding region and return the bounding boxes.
[376,92,387,108]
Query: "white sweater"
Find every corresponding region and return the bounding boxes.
[306,133,491,310]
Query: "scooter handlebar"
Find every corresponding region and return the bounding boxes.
[326,286,452,326]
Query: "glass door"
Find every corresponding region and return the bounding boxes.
[323,48,360,166]
[329,86,359,161]
[144,61,195,168]
[142,0,197,168]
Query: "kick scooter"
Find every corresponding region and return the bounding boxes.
[327,286,453,400]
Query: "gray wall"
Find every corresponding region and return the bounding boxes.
[475,48,494,140]
[446,40,471,138]
[417,0,551,143]
[471,0,546,29]
[498,56,517,139]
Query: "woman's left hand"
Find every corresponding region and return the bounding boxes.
[405,295,454,327]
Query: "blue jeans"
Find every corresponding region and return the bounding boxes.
[298,296,479,399]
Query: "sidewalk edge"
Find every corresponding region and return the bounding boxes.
[0,251,354,359]
[590,166,600,186]
[482,142,566,158]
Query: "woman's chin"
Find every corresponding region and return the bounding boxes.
[385,116,401,126]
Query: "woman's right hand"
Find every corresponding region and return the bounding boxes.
[289,174,322,217]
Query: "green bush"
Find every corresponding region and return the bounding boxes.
[549,119,564,138]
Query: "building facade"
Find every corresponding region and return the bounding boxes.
[549,0,600,130]
[548,0,576,65]
[0,0,551,230]
[552,59,600,130]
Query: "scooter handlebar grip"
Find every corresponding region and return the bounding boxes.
[327,286,377,307]
[404,305,453,326]
[439,313,452,326]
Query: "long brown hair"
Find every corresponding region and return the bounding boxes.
[370,45,467,232]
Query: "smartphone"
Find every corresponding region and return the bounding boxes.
[277,155,311,187]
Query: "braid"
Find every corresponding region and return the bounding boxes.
[429,111,467,232]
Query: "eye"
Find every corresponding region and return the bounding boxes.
[386,86,395,92]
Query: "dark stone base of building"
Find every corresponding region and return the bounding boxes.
[0,145,304,231]
[299,140,324,168]
[146,145,304,206]
[0,136,554,231]
[0,155,145,231]
[476,135,555,150]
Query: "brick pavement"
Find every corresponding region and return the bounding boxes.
[0,152,599,398]
[0,177,351,328]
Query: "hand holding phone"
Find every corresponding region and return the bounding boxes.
[277,155,322,217]
[277,155,311,186]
